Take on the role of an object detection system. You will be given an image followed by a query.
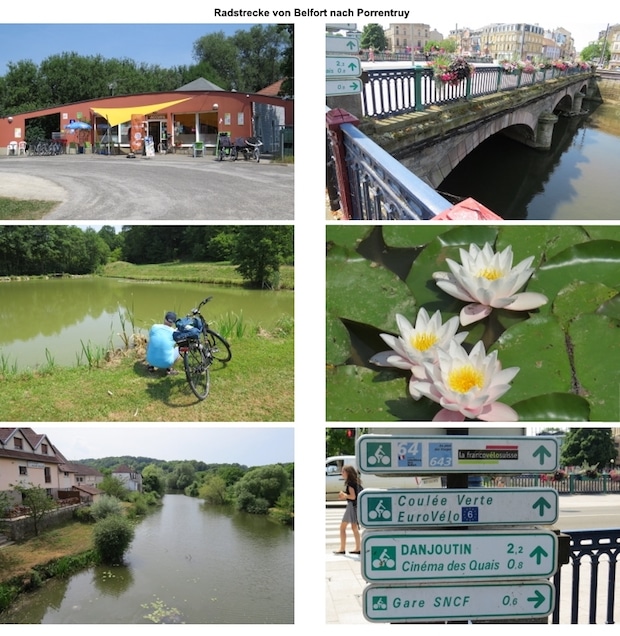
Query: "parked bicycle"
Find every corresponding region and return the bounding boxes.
[173,296,232,400]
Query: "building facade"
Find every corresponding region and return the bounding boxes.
[479,23,546,61]
[0,78,294,156]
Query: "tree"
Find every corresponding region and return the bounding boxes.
[11,483,56,536]
[192,31,240,90]
[90,495,123,521]
[232,226,293,288]
[99,475,129,500]
[580,41,609,64]
[93,514,135,564]
[326,428,358,456]
[560,428,617,469]
[360,24,388,52]
[198,475,229,504]
[233,464,290,514]
[142,464,166,496]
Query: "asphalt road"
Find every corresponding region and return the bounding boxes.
[0,153,293,220]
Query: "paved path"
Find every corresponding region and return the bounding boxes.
[0,153,293,220]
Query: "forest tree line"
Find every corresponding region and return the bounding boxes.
[79,456,294,522]
[0,25,293,136]
[0,225,293,287]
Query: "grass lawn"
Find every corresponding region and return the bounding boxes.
[0,333,294,421]
[0,523,93,584]
[103,261,294,290]
[0,198,58,220]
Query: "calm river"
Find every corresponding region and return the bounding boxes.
[0,494,294,624]
[0,278,293,371]
[438,101,620,220]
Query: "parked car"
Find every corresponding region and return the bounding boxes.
[326,455,442,501]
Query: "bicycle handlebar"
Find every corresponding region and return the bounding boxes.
[191,296,213,315]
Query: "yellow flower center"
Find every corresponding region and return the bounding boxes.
[477,267,503,280]
[447,366,485,393]
[410,332,439,352]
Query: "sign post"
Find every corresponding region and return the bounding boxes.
[355,433,560,623]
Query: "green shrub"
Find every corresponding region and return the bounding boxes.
[90,495,123,521]
[0,583,19,613]
[93,515,135,564]
[74,506,94,523]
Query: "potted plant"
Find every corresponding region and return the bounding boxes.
[432,55,474,86]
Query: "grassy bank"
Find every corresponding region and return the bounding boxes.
[0,198,58,220]
[102,261,294,290]
[0,330,293,421]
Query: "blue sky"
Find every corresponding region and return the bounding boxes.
[44,426,294,466]
[0,24,258,75]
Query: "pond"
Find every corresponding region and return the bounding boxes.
[0,494,294,624]
[0,278,294,371]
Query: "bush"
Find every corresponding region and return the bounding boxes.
[93,515,135,564]
[74,506,94,523]
[90,495,123,521]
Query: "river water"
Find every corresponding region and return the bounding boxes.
[438,101,620,220]
[0,278,294,370]
[0,494,294,624]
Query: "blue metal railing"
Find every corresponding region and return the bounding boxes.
[553,528,620,624]
[326,107,452,220]
[362,65,592,118]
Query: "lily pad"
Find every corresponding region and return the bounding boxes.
[568,313,620,421]
[552,281,618,329]
[512,392,590,421]
[492,315,573,404]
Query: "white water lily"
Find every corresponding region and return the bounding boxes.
[432,243,548,326]
[411,339,520,421]
[370,309,467,398]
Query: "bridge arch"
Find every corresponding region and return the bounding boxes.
[386,77,593,188]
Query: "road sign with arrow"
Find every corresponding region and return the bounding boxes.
[358,488,559,528]
[357,434,559,474]
[363,581,555,622]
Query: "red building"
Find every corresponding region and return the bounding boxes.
[1,77,293,155]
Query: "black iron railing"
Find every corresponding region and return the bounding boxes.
[553,528,620,624]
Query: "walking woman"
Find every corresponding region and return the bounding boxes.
[334,465,362,555]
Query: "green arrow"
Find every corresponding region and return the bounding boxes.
[529,545,549,565]
[532,497,552,517]
[527,589,546,609]
[348,62,358,72]
[350,82,359,90]
[533,445,552,465]
[346,41,356,49]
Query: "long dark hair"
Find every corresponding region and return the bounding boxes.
[342,465,362,488]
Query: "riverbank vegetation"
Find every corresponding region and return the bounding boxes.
[79,457,294,526]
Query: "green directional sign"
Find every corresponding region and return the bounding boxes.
[326,34,360,54]
[363,581,555,622]
[357,435,559,474]
[326,79,362,97]
[326,56,361,78]
[358,488,559,528]
[361,529,557,582]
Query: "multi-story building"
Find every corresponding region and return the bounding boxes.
[602,24,620,70]
[0,427,103,506]
[385,23,437,54]
[480,23,546,61]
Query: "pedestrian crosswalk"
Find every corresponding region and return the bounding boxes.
[326,505,367,554]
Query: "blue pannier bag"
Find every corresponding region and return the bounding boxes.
[173,316,203,342]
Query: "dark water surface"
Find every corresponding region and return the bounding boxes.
[0,277,293,370]
[0,495,294,624]
[438,102,620,220]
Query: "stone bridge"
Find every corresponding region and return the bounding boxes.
[358,75,593,188]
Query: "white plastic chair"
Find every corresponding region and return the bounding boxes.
[7,141,18,156]
[18,141,27,155]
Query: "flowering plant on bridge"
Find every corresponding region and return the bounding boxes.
[326,225,620,422]
[431,55,474,86]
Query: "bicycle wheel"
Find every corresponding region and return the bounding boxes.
[231,146,238,161]
[183,342,210,400]
[205,329,232,362]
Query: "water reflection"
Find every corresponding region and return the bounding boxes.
[0,278,293,369]
[438,102,620,220]
[0,495,293,624]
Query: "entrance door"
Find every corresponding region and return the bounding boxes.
[146,120,165,152]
